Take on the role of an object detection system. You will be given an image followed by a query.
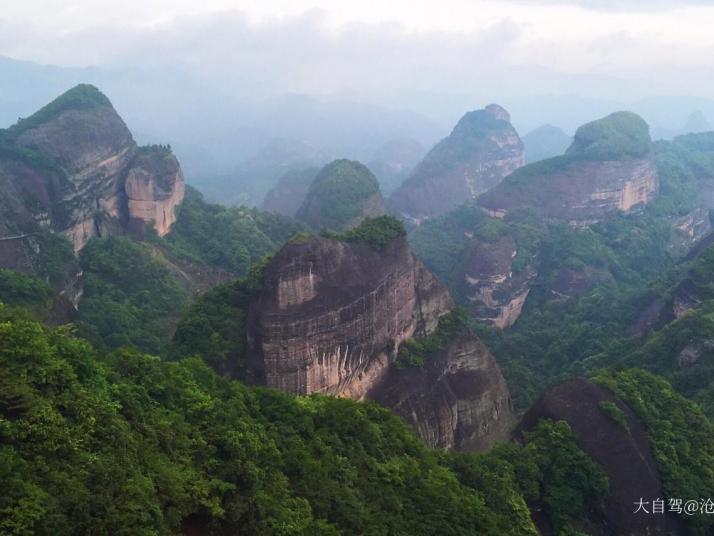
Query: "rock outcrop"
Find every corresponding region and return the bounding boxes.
[246,231,514,450]
[463,234,537,329]
[125,147,185,237]
[372,332,514,451]
[296,159,384,231]
[388,104,525,222]
[0,84,184,252]
[478,112,658,223]
[520,378,685,536]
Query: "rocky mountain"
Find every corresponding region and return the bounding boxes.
[244,220,513,450]
[478,111,658,223]
[261,167,319,217]
[0,84,184,254]
[520,377,685,536]
[295,159,385,231]
[522,124,572,164]
[388,104,525,222]
[367,138,426,196]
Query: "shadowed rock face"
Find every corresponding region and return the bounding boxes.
[0,84,184,251]
[388,104,525,222]
[372,332,514,451]
[479,112,658,223]
[519,378,685,536]
[246,234,514,450]
[464,234,537,329]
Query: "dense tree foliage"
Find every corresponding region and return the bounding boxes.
[452,419,608,536]
[160,186,304,275]
[596,369,714,533]
[296,159,382,231]
[76,236,187,355]
[395,307,469,368]
[0,269,51,309]
[323,215,406,249]
[0,307,547,535]
[169,259,268,376]
[566,111,651,160]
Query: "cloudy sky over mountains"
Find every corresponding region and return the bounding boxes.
[2,0,713,98]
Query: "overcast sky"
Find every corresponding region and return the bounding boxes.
[2,0,714,101]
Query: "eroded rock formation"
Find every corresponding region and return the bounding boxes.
[246,233,514,450]
[463,234,537,329]
[478,112,658,223]
[0,84,184,252]
[388,104,525,222]
[125,147,185,237]
[372,332,514,451]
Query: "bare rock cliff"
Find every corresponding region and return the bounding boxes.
[463,234,537,329]
[478,112,658,223]
[0,84,184,251]
[246,233,514,450]
[372,332,514,451]
[125,147,185,237]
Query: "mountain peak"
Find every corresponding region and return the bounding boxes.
[484,103,511,122]
[567,110,651,160]
[9,83,113,134]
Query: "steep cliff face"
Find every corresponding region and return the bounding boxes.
[463,234,538,329]
[388,104,525,222]
[0,84,184,252]
[520,378,685,536]
[125,147,185,237]
[246,231,514,450]
[296,159,384,231]
[372,332,514,451]
[246,234,451,397]
[479,112,658,223]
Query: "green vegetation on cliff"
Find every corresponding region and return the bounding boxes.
[296,159,382,231]
[7,84,112,137]
[170,259,268,377]
[596,369,714,533]
[395,307,469,368]
[567,111,651,160]
[324,215,406,249]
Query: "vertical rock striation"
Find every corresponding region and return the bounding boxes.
[246,233,514,450]
[478,112,659,223]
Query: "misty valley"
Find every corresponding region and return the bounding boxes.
[3,4,714,535]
